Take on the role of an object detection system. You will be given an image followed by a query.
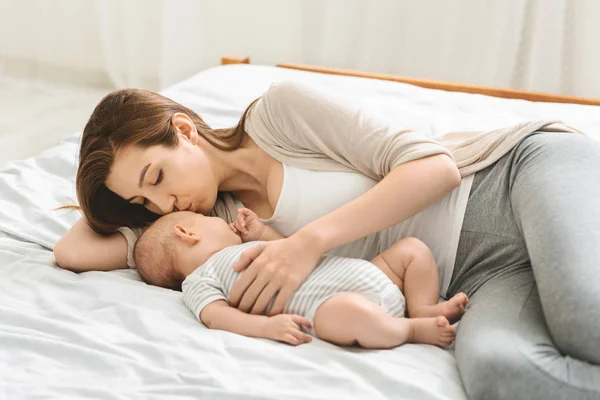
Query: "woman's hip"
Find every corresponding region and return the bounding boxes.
[448,130,600,298]
[447,133,534,297]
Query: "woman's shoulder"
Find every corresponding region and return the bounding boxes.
[255,79,340,137]
[263,80,326,108]
[265,79,304,95]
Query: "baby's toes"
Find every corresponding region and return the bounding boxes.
[440,335,455,347]
[436,316,450,328]
[455,292,469,306]
[437,317,456,334]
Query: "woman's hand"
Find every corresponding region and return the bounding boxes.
[229,208,265,242]
[229,232,324,316]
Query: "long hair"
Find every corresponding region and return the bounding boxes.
[74,88,258,235]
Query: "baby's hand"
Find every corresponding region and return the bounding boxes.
[263,314,313,346]
[230,208,265,242]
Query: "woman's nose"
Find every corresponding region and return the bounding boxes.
[149,197,174,215]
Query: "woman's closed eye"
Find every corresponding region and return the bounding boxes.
[141,170,163,206]
[153,169,163,186]
[132,170,163,206]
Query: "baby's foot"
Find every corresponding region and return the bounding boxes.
[409,316,456,347]
[411,292,468,324]
[438,292,468,324]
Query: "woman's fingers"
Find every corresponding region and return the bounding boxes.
[250,281,282,315]
[229,267,258,307]
[232,243,266,272]
[250,282,279,315]
[237,274,270,313]
[268,281,300,316]
[230,245,268,306]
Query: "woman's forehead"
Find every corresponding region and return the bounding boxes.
[106,146,158,194]
[115,144,175,170]
[115,144,157,164]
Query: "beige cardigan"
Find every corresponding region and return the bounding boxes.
[209,80,581,223]
[122,80,581,268]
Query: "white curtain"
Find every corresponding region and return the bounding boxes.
[299,0,600,98]
[1,0,599,97]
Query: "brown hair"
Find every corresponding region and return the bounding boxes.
[75,88,258,235]
[134,226,180,290]
[133,214,184,291]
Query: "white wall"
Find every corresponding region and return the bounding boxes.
[572,0,600,98]
[0,0,599,98]
[0,1,107,85]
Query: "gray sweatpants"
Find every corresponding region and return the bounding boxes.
[447,132,600,400]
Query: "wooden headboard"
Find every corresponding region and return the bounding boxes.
[221,56,600,106]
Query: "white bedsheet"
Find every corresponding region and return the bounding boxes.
[1,65,599,400]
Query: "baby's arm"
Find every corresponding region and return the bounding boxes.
[200,300,312,345]
[231,208,286,242]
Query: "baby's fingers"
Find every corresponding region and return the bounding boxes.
[235,212,248,235]
[282,333,301,346]
[290,328,312,344]
[291,315,312,330]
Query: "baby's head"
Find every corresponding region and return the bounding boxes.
[134,211,241,290]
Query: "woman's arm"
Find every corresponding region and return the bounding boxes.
[301,153,460,253]
[53,217,129,272]
[230,81,460,315]
[230,154,460,315]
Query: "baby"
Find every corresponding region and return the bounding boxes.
[133,208,468,348]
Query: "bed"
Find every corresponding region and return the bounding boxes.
[1,57,599,400]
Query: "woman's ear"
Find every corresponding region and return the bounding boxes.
[172,113,198,144]
[173,224,201,245]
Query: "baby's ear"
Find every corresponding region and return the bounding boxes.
[173,224,201,244]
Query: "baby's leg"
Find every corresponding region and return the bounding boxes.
[371,237,468,324]
[313,293,455,348]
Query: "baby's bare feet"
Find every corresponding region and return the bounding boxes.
[410,292,468,324]
[409,316,456,347]
[439,292,468,324]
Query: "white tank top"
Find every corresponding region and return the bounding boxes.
[260,163,474,295]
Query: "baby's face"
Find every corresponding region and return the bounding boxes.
[179,211,231,237]
[168,211,242,275]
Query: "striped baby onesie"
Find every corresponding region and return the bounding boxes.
[182,241,406,336]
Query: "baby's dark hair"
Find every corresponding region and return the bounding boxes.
[133,213,188,291]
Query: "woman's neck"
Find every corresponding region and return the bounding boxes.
[216,134,271,198]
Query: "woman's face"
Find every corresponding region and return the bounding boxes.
[105,123,219,216]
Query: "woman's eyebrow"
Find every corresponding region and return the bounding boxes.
[125,163,152,202]
[138,163,152,188]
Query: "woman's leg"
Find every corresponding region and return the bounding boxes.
[508,132,600,363]
[448,131,600,399]
[455,268,600,400]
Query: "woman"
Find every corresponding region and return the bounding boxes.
[55,80,600,399]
